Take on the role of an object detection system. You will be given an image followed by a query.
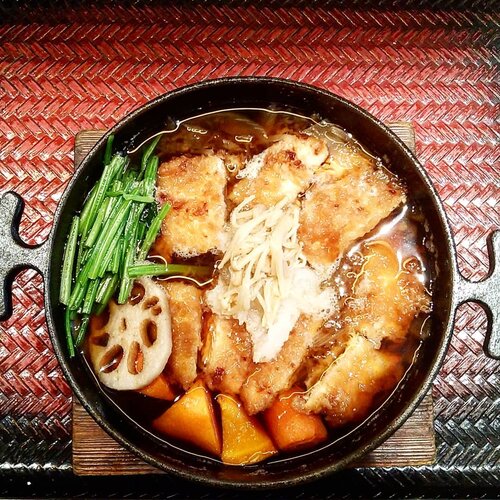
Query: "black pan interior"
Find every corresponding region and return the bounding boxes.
[46,78,456,487]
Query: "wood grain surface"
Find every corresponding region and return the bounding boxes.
[72,123,435,475]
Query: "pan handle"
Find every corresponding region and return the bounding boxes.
[456,230,500,359]
[0,192,50,321]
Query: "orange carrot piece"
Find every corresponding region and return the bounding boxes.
[152,380,221,456]
[217,393,277,465]
[137,373,176,401]
[263,387,327,452]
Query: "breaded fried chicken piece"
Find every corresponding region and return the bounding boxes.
[164,282,203,390]
[297,242,431,426]
[229,134,328,208]
[155,154,227,260]
[347,242,431,347]
[301,335,403,427]
[298,149,405,268]
[201,314,253,395]
[240,316,323,415]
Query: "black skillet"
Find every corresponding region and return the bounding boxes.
[1,77,498,488]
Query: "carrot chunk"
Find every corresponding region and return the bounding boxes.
[152,380,221,456]
[263,387,327,452]
[137,373,176,401]
[217,393,277,465]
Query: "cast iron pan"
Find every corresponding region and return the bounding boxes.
[0,77,498,488]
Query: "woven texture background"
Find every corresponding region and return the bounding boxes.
[0,1,498,497]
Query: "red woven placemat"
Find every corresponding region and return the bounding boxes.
[0,2,498,491]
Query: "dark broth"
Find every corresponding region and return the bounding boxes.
[84,109,433,463]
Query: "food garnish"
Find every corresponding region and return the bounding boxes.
[206,196,334,363]
[60,135,207,356]
[87,277,172,390]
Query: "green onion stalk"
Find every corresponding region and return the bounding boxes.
[59,135,211,357]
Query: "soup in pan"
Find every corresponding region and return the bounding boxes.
[60,109,432,465]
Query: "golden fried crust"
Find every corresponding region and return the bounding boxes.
[346,242,431,347]
[298,155,405,268]
[155,154,227,260]
[201,314,253,395]
[302,326,350,389]
[240,316,322,415]
[297,243,430,426]
[302,335,403,426]
[164,282,203,390]
[229,134,328,208]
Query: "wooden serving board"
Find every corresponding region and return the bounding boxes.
[72,123,435,475]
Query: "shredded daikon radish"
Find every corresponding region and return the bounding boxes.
[206,196,335,362]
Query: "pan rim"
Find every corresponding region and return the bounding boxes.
[45,76,458,488]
